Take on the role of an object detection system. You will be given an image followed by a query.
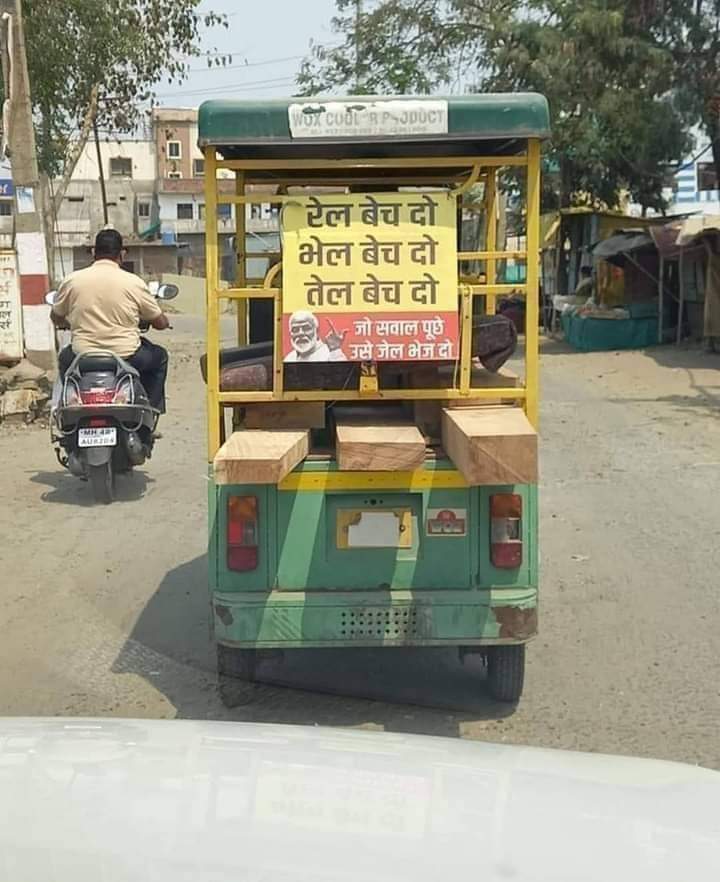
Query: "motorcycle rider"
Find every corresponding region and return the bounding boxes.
[51,229,170,413]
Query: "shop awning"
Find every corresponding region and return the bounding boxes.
[592,230,654,266]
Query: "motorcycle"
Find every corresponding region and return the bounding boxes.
[46,282,178,504]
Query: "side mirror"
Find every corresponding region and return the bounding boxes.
[156,283,179,301]
[44,290,58,306]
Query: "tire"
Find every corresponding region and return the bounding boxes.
[486,644,525,702]
[217,644,257,708]
[88,462,115,504]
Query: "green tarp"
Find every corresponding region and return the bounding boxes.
[561,313,660,352]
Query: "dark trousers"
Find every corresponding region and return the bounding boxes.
[59,339,169,413]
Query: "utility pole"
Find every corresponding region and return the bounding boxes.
[355,0,362,93]
[0,0,53,370]
[93,117,109,225]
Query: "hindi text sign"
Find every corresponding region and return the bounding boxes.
[0,250,23,361]
[282,192,458,363]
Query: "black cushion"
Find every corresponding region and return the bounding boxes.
[76,353,119,373]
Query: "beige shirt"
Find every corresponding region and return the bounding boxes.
[53,260,162,357]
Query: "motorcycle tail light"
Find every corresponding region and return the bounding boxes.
[490,494,523,569]
[63,379,81,406]
[227,495,258,572]
[113,377,134,405]
[80,389,115,404]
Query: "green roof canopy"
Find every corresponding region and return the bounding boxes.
[198,94,550,160]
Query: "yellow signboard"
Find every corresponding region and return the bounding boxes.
[281,192,459,362]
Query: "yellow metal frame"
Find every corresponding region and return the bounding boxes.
[278,469,469,492]
[205,145,542,460]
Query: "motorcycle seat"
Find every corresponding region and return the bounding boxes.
[69,351,139,377]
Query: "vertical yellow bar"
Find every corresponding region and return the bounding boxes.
[459,287,472,394]
[525,139,541,428]
[485,169,498,315]
[235,171,247,345]
[205,147,221,460]
[273,292,284,397]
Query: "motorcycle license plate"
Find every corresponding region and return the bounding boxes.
[78,427,117,448]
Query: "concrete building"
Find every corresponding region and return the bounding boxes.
[1,109,281,285]
[152,107,279,280]
[667,136,720,216]
[52,136,181,282]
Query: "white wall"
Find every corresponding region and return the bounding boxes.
[71,140,156,182]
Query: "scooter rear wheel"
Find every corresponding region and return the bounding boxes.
[88,462,115,504]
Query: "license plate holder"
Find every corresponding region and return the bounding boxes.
[337,509,412,549]
[78,427,117,448]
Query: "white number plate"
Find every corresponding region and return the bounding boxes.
[78,427,117,447]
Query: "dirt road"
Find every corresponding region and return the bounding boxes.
[1,319,719,767]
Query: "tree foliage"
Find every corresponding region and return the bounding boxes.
[10,0,227,178]
[299,0,695,212]
[653,0,720,186]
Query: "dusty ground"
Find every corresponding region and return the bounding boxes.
[1,318,719,768]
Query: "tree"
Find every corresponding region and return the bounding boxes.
[650,1,720,190]
[2,0,227,226]
[299,0,693,213]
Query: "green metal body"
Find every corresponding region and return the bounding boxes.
[210,461,538,650]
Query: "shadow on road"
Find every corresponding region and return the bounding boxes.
[29,469,154,505]
[113,554,517,737]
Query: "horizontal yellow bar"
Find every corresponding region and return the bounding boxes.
[458,250,527,260]
[461,284,527,295]
[217,387,526,404]
[279,469,469,492]
[216,156,527,171]
[218,287,279,300]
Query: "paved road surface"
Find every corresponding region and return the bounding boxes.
[1,318,719,767]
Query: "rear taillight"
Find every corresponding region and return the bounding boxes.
[80,389,115,404]
[113,377,134,404]
[490,494,522,569]
[227,495,258,571]
[88,418,109,427]
[63,379,81,406]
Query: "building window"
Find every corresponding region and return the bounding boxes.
[110,157,132,178]
[0,201,11,216]
[67,195,84,203]
[697,162,718,192]
[167,171,182,179]
[193,158,205,177]
[167,140,182,159]
[177,203,194,220]
[138,201,151,218]
[218,204,232,219]
[198,203,205,219]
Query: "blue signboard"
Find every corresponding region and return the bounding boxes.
[0,180,14,197]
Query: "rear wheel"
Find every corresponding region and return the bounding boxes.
[88,462,114,504]
[486,644,525,702]
[217,644,258,708]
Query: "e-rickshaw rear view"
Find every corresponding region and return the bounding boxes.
[199,93,548,704]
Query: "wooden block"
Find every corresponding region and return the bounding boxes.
[413,368,522,438]
[336,420,426,471]
[243,402,325,430]
[441,406,537,485]
[213,430,309,485]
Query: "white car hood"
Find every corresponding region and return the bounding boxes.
[0,718,718,881]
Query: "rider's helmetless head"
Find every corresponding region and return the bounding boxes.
[289,310,320,356]
[93,228,125,265]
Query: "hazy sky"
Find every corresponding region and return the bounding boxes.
[155,0,341,106]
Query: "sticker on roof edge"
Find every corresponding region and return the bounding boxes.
[288,100,449,139]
